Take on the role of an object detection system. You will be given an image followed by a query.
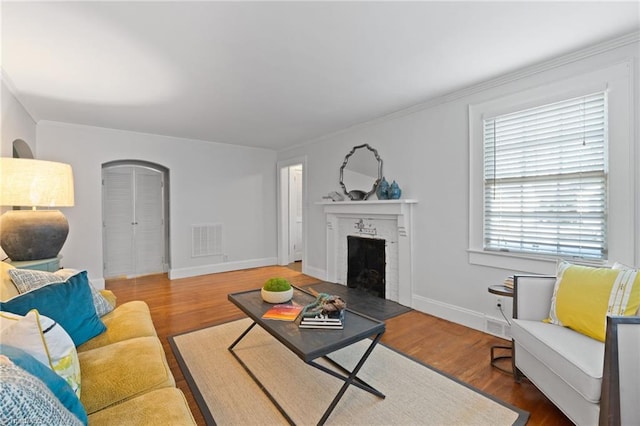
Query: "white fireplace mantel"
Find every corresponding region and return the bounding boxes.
[318,199,417,307]
[318,199,417,213]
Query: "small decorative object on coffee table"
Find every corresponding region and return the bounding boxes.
[299,293,346,329]
[300,293,345,318]
[261,277,294,303]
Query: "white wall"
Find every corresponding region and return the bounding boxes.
[36,122,278,288]
[1,78,36,157]
[278,35,639,334]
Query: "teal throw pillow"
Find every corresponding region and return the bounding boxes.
[0,271,106,346]
[0,344,88,425]
[8,268,114,317]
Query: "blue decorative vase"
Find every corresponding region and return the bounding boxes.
[376,177,389,200]
[389,181,401,199]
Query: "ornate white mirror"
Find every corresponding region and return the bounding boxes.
[339,144,383,200]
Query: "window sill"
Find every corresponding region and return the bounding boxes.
[467,249,607,274]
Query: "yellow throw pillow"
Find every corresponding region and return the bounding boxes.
[99,289,117,309]
[0,262,19,302]
[612,261,640,315]
[0,310,81,397]
[547,261,640,342]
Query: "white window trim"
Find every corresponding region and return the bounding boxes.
[468,60,634,273]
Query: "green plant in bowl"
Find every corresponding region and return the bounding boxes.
[261,278,293,303]
[263,278,291,292]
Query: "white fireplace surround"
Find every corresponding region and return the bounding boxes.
[319,200,417,307]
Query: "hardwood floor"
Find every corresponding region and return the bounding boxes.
[106,266,572,425]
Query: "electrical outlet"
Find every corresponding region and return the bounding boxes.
[495,296,504,309]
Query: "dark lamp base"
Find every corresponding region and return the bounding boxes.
[0,210,69,261]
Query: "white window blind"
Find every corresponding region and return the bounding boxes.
[483,92,608,260]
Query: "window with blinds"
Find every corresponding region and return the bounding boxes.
[483,92,608,260]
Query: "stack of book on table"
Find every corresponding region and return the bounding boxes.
[298,293,346,329]
[299,315,344,329]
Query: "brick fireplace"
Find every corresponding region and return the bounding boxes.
[320,200,417,306]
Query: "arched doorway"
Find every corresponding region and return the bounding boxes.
[12,139,33,159]
[102,160,170,278]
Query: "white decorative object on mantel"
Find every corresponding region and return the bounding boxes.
[317,199,417,307]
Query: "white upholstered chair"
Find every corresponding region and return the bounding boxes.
[511,275,640,426]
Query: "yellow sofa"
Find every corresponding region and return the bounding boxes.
[0,264,196,425]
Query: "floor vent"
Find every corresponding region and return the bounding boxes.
[192,223,223,257]
[485,317,511,339]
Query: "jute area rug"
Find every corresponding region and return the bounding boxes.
[170,319,529,426]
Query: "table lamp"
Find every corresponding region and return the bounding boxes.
[0,158,75,261]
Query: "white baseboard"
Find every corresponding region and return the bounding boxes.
[302,265,326,282]
[168,257,278,280]
[411,294,488,335]
[166,262,508,341]
[293,273,502,339]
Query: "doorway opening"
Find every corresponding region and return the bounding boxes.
[277,157,306,272]
[102,160,170,279]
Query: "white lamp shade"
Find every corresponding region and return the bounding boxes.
[0,158,74,207]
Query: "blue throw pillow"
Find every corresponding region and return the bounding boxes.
[0,271,106,346]
[0,344,88,425]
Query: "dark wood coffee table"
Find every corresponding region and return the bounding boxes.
[228,286,386,425]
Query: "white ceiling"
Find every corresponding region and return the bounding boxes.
[2,1,639,151]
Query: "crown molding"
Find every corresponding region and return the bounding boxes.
[0,68,20,99]
[1,68,39,124]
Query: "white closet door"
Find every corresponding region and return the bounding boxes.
[134,168,165,275]
[103,167,135,277]
[103,165,166,278]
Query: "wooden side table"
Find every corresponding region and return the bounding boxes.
[488,284,514,375]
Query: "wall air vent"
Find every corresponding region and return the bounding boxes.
[485,317,511,339]
[192,223,223,257]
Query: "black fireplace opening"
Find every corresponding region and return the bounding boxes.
[347,236,385,298]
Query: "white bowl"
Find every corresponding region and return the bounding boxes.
[261,287,293,303]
